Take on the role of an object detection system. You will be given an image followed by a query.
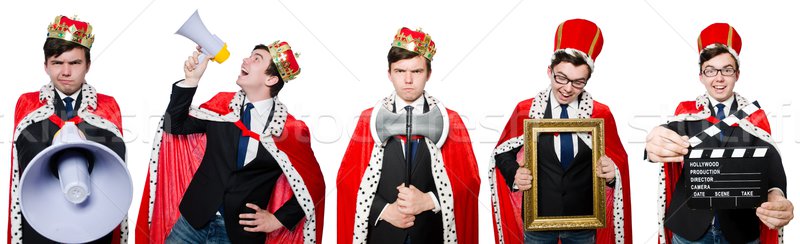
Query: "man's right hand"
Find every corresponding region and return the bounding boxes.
[645,125,690,162]
[182,46,210,87]
[380,202,415,229]
[514,167,533,191]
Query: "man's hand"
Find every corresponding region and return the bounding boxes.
[645,126,690,162]
[756,190,794,229]
[238,203,283,233]
[182,46,210,86]
[396,184,435,215]
[514,167,533,191]
[379,202,415,229]
[596,155,616,183]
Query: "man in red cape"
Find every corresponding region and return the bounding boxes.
[135,41,325,243]
[8,15,128,244]
[489,19,632,244]
[645,23,792,244]
[336,27,481,243]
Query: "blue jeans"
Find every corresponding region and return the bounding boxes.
[524,230,595,244]
[671,225,760,244]
[166,214,232,244]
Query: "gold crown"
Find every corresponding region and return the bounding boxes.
[392,27,436,60]
[267,41,301,82]
[47,15,95,49]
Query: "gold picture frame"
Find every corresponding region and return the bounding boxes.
[523,118,606,231]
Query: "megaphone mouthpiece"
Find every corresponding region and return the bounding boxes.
[57,150,91,204]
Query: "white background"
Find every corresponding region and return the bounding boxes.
[1,0,798,243]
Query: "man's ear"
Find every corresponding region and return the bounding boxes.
[265,75,279,87]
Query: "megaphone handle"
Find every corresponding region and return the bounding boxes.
[196,52,209,68]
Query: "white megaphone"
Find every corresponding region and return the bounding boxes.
[176,10,230,64]
[19,122,132,243]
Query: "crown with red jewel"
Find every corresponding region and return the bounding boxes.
[266,40,301,82]
[697,23,742,62]
[47,15,95,49]
[552,19,604,71]
[392,27,436,60]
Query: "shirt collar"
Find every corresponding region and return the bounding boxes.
[708,94,734,111]
[244,97,274,119]
[55,88,79,103]
[549,90,580,111]
[394,92,425,115]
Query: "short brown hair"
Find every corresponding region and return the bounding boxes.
[550,50,592,79]
[387,47,432,73]
[44,38,91,64]
[699,44,739,72]
[253,44,285,97]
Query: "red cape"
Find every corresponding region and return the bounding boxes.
[658,100,779,244]
[135,92,325,244]
[490,98,632,244]
[8,90,125,244]
[336,106,481,243]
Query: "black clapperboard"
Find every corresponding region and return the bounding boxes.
[682,101,769,209]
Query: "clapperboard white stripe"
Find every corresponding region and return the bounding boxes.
[688,101,761,147]
[687,147,770,159]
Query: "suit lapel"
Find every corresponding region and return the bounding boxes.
[228,122,244,171]
[539,99,563,172]
[410,138,430,178]
[539,133,563,173]
[565,140,591,172]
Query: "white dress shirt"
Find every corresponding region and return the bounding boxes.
[241,98,273,167]
[708,94,734,117]
[549,91,580,161]
[55,88,80,111]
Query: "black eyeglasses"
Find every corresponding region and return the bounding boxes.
[702,67,737,77]
[553,73,588,88]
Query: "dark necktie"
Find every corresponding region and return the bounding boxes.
[63,97,75,119]
[713,103,726,229]
[559,104,574,169]
[236,103,254,169]
[715,104,726,141]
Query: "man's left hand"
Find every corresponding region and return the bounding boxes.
[396,184,435,216]
[596,155,616,184]
[239,203,284,233]
[756,190,794,229]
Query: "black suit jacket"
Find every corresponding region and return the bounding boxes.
[366,101,444,244]
[15,91,125,244]
[664,99,787,243]
[495,98,594,217]
[164,83,303,243]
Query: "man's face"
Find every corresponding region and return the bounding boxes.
[237,49,278,90]
[548,62,590,104]
[45,48,89,95]
[389,55,430,104]
[700,53,738,102]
